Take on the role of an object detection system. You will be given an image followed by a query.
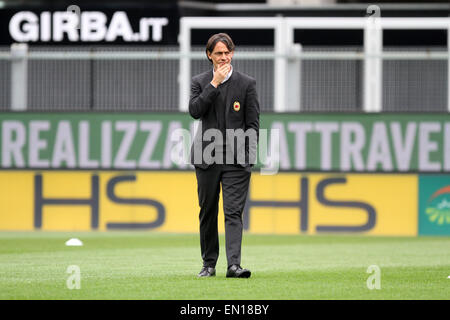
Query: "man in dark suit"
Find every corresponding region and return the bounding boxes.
[189,33,260,278]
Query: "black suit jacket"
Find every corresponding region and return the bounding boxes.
[189,69,260,170]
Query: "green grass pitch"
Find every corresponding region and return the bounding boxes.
[0,232,449,300]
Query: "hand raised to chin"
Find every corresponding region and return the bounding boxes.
[211,63,231,88]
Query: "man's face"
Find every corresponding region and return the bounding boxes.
[207,41,234,70]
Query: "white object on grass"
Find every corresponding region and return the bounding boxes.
[65,238,83,246]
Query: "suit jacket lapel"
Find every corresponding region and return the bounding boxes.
[202,69,214,88]
[208,70,222,126]
[225,71,238,120]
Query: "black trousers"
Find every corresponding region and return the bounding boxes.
[195,164,251,268]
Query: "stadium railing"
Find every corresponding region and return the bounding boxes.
[0,16,448,113]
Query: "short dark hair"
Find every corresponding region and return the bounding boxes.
[205,33,235,63]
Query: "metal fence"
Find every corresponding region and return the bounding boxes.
[300,46,448,112]
[382,47,448,112]
[24,46,180,112]
[180,17,450,113]
[0,44,448,113]
[0,47,11,111]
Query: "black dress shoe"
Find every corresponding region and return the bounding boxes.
[198,266,216,277]
[226,265,251,278]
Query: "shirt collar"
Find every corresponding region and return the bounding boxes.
[213,65,233,84]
